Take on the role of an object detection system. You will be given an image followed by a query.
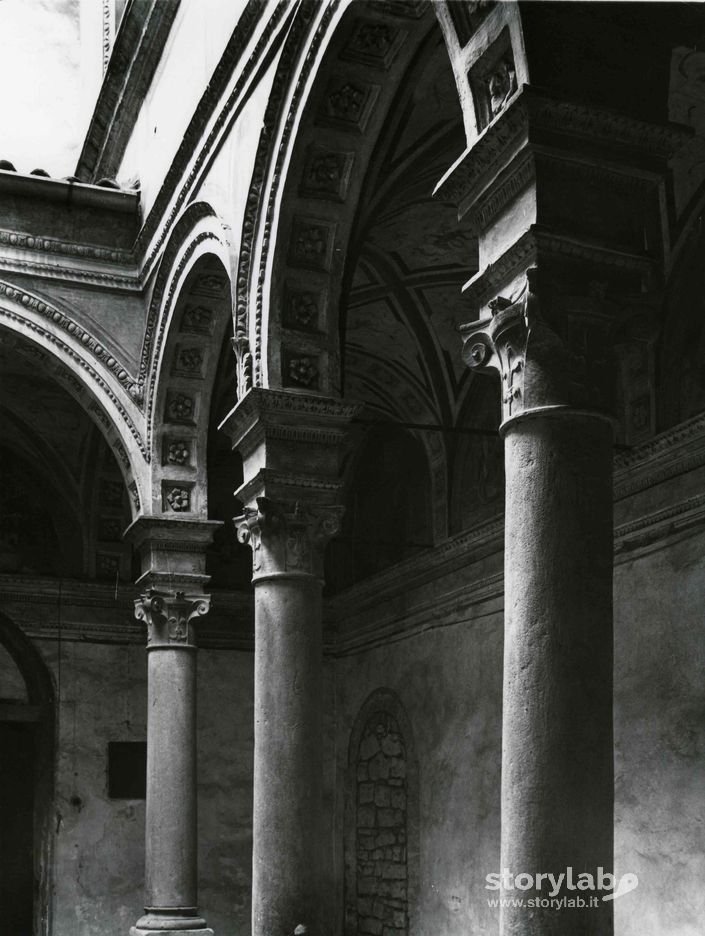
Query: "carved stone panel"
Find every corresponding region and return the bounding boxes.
[288,217,337,271]
[282,350,321,390]
[318,79,380,133]
[300,147,355,201]
[283,285,324,333]
[341,19,405,70]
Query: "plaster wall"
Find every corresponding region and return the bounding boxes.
[614,528,705,936]
[329,523,705,936]
[331,598,504,936]
[11,636,254,936]
[117,0,250,215]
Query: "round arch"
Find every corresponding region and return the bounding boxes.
[235,0,455,397]
[0,284,147,517]
[146,206,234,518]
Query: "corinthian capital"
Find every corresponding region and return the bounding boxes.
[134,588,211,648]
[235,496,343,581]
[461,268,612,426]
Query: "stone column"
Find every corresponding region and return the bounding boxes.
[462,271,614,936]
[235,497,342,936]
[126,519,219,936]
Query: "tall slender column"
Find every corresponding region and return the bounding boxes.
[127,519,219,936]
[235,498,342,936]
[221,388,358,936]
[462,270,614,936]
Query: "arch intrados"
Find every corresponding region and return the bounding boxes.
[0,315,145,516]
[247,0,444,393]
[148,236,234,518]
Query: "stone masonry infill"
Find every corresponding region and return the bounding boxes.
[356,712,408,936]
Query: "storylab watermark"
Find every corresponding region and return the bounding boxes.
[486,868,639,909]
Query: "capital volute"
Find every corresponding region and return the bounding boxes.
[134,587,210,648]
[461,268,612,427]
[235,496,343,581]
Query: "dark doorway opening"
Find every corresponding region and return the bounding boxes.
[0,721,35,936]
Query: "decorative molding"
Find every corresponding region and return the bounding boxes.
[461,226,655,310]
[78,0,182,181]
[233,0,319,363]
[102,0,113,73]
[0,228,132,265]
[136,0,292,278]
[462,150,535,233]
[0,301,147,462]
[0,575,252,648]
[0,281,141,399]
[435,85,691,212]
[144,230,220,449]
[140,202,215,388]
[329,571,503,656]
[252,0,340,385]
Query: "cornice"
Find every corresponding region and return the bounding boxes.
[327,515,505,619]
[76,0,182,182]
[0,169,139,213]
[0,575,254,649]
[614,410,705,500]
[461,226,655,310]
[327,571,504,657]
[435,85,691,216]
[220,387,362,446]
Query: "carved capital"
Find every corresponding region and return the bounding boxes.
[461,268,613,426]
[134,587,210,648]
[234,496,343,581]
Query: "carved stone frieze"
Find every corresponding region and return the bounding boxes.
[235,496,343,580]
[134,587,210,648]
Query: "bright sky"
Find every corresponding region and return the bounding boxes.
[0,0,103,177]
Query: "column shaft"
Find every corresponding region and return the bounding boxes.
[252,573,323,936]
[145,647,197,912]
[501,411,613,936]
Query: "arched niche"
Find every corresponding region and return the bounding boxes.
[326,425,433,591]
[345,688,419,936]
[0,613,55,936]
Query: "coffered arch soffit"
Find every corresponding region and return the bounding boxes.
[145,207,233,518]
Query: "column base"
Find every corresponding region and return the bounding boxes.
[131,930,213,936]
[131,912,213,935]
